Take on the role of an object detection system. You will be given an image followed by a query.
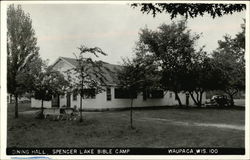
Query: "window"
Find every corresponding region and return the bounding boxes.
[60,94,65,98]
[169,92,172,98]
[106,87,111,101]
[83,89,96,99]
[114,88,137,99]
[73,92,77,101]
[143,89,164,99]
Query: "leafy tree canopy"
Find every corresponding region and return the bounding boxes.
[7,4,40,118]
[211,22,245,105]
[7,4,40,95]
[131,3,246,19]
[33,65,68,102]
[65,45,110,122]
[135,20,224,107]
[136,20,199,92]
[117,54,159,97]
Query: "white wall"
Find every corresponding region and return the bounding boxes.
[57,87,207,110]
[31,87,206,110]
[31,99,52,108]
[60,95,67,107]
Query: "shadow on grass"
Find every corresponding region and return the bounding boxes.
[108,105,245,112]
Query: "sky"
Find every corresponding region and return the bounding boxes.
[20,3,246,65]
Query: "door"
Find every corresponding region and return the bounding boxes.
[52,95,60,108]
[66,93,71,108]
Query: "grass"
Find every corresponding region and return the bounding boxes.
[7,103,245,148]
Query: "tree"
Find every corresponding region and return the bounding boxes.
[232,19,245,64]
[15,55,43,94]
[131,3,246,19]
[136,20,201,106]
[183,51,222,107]
[117,58,141,129]
[7,4,39,118]
[33,64,68,119]
[117,55,158,129]
[66,45,110,122]
[212,23,245,106]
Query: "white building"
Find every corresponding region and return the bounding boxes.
[31,57,206,110]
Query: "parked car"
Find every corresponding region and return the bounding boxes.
[205,95,230,107]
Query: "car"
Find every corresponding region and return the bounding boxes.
[205,95,230,107]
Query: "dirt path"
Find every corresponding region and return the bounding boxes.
[138,117,244,131]
[81,112,245,131]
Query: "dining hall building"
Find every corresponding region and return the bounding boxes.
[31,57,206,110]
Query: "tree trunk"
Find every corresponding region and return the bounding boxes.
[130,98,134,129]
[189,92,199,106]
[41,99,44,119]
[80,78,84,122]
[198,91,204,107]
[14,94,18,118]
[225,89,237,106]
[80,95,83,122]
[190,91,203,107]
[174,91,182,106]
[229,94,235,106]
[185,93,190,107]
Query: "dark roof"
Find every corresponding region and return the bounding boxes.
[60,57,122,85]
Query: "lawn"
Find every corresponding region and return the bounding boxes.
[7,103,245,148]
